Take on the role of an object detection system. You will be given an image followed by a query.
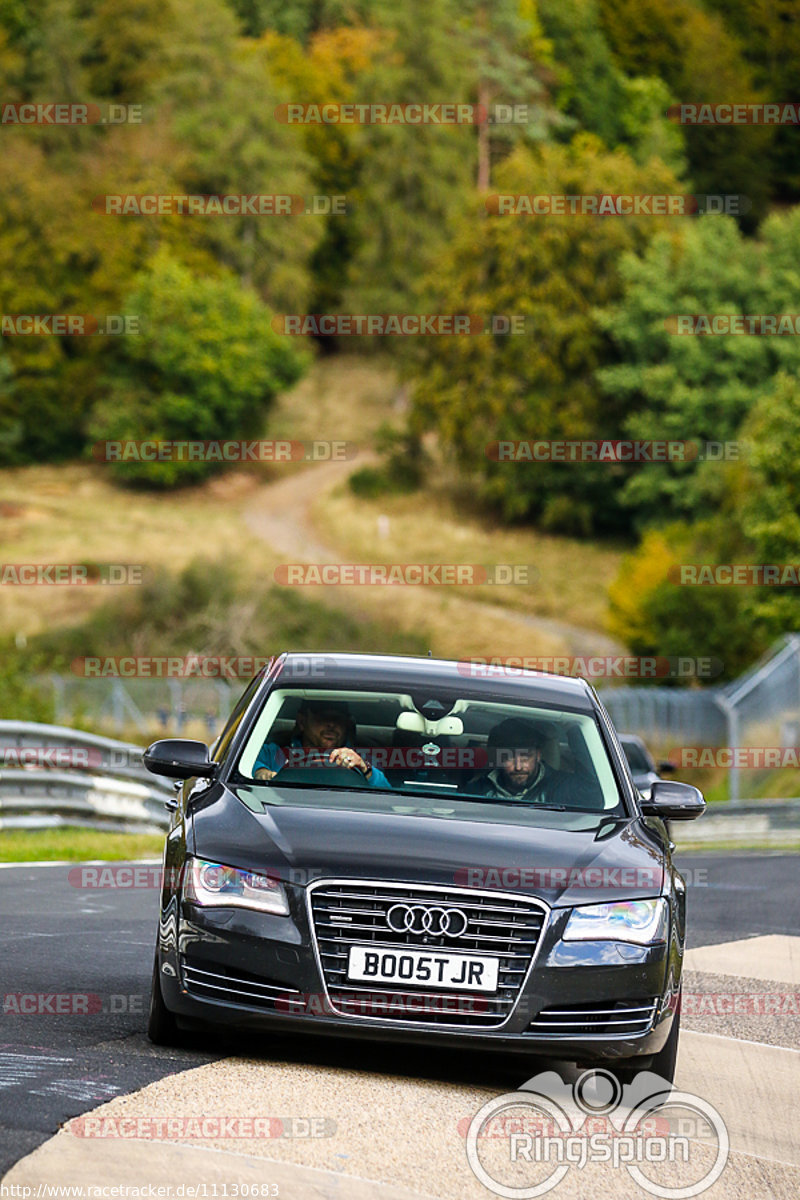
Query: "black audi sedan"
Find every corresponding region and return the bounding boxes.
[144,652,705,1083]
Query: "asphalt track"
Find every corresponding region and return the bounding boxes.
[1,852,798,1197]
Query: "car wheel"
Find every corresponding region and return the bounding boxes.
[608,1005,681,1093]
[647,1003,681,1089]
[147,952,181,1046]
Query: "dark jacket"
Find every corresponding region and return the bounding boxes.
[470,762,603,808]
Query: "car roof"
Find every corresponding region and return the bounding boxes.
[271,652,597,712]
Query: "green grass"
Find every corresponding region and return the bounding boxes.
[0,827,164,862]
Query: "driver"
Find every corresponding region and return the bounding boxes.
[472,717,599,807]
[253,699,391,789]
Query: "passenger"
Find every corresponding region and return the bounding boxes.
[254,699,391,788]
[471,718,600,807]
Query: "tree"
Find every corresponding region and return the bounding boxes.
[705,0,800,200]
[151,0,322,314]
[223,0,368,40]
[606,521,763,681]
[0,344,17,462]
[88,252,308,487]
[598,210,800,529]
[733,373,800,639]
[408,136,682,534]
[263,26,382,327]
[605,371,800,674]
[737,373,800,563]
[597,0,773,225]
[454,0,557,189]
[539,0,623,147]
[337,0,477,319]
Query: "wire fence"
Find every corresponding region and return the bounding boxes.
[40,674,236,743]
[599,635,800,802]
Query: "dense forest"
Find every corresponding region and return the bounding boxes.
[2,0,800,672]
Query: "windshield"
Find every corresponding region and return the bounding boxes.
[233,686,626,817]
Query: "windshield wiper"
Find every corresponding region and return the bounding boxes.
[481,800,570,811]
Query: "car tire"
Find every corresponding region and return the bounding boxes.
[609,1004,681,1093]
[647,1003,681,1089]
[147,952,181,1046]
[585,998,681,1097]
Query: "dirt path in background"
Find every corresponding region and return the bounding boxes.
[243,459,353,563]
[243,460,625,658]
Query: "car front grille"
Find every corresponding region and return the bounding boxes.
[182,958,303,1012]
[308,880,548,1028]
[526,997,658,1038]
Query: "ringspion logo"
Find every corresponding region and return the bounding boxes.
[465,1071,728,1198]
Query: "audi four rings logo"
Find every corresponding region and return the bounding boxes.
[386,903,469,937]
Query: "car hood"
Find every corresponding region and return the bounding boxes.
[189,783,665,907]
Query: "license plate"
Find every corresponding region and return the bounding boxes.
[347,946,499,992]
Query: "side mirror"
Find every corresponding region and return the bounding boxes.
[657,760,677,775]
[640,779,705,821]
[143,738,216,781]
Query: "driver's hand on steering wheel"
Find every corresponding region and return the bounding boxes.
[254,768,276,780]
[328,747,372,778]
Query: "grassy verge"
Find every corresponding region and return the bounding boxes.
[275,354,625,649]
[0,356,407,647]
[0,355,627,735]
[0,464,271,640]
[268,354,401,447]
[313,483,624,635]
[0,827,164,862]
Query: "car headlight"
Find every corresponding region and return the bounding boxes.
[563,898,667,945]
[184,857,290,916]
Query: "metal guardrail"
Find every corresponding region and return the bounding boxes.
[0,771,171,834]
[0,721,173,834]
[0,720,172,787]
[672,799,800,846]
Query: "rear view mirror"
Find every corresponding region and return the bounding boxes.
[143,739,216,780]
[640,779,705,821]
[396,712,464,737]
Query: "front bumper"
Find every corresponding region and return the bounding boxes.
[156,884,682,1063]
